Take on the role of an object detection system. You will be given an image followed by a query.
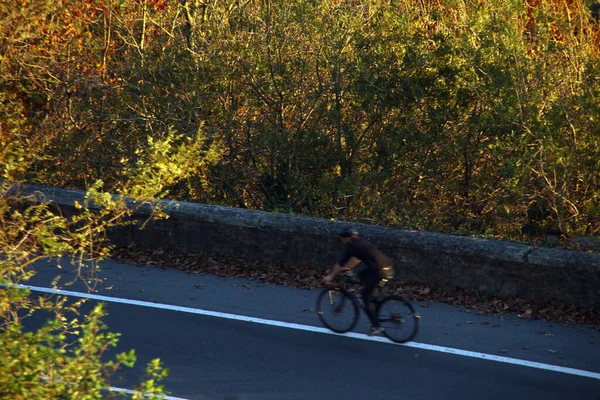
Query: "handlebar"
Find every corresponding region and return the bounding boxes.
[333,272,359,285]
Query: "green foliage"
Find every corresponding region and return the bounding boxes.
[0,2,219,387]
[120,126,223,200]
[0,178,180,398]
[1,0,599,240]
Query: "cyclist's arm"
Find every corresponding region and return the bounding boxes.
[323,257,359,283]
[347,257,361,269]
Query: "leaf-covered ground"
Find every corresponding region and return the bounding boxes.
[111,245,600,326]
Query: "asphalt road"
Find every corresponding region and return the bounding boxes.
[20,258,600,400]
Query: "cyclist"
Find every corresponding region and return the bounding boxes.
[323,227,393,336]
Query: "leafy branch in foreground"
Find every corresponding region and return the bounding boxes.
[0,121,219,397]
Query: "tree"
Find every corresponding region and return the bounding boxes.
[2,0,598,243]
[1,2,221,388]
[0,123,219,397]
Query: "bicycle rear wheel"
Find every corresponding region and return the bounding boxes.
[377,295,420,343]
[316,288,359,333]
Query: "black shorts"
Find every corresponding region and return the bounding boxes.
[358,268,383,286]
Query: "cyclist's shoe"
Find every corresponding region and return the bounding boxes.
[367,326,385,336]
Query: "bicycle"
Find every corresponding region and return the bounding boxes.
[316,272,420,343]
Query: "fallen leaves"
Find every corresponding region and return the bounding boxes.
[111,245,600,326]
[518,309,533,318]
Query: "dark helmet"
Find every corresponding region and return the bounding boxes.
[339,227,359,238]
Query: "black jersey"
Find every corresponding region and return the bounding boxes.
[338,237,389,270]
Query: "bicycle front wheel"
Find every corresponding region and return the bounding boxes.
[377,295,420,343]
[316,288,359,333]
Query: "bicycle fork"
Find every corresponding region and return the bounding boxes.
[327,290,347,315]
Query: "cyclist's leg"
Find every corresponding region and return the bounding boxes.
[360,269,383,327]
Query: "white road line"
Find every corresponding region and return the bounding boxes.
[108,386,189,400]
[12,283,600,381]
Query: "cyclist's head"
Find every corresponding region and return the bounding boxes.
[339,227,359,240]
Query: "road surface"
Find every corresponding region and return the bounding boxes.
[19,258,600,400]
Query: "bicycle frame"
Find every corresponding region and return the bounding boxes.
[318,273,420,342]
[327,274,383,316]
[333,273,389,299]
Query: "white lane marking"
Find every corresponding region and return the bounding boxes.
[38,376,189,399]
[108,386,189,400]
[13,283,600,381]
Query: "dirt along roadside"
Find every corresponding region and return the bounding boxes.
[111,244,600,327]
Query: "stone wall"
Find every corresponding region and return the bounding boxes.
[10,184,600,309]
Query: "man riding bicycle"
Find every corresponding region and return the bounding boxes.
[323,227,393,336]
